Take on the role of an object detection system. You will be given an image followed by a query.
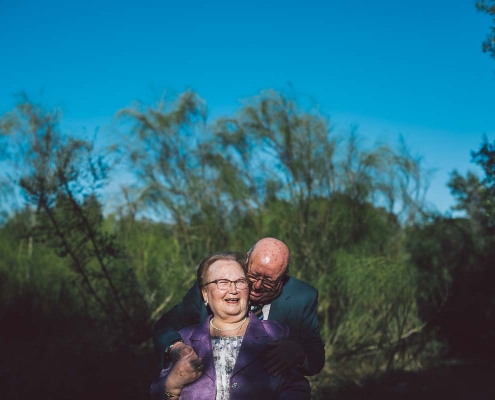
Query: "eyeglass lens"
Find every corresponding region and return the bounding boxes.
[216,279,248,290]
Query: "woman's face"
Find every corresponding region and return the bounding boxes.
[201,260,249,322]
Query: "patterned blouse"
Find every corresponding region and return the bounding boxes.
[211,336,244,400]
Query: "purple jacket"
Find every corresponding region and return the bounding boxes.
[151,312,310,400]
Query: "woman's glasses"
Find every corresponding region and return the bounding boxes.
[204,278,249,291]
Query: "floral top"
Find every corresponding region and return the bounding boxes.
[211,336,244,400]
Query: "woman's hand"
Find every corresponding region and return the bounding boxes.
[164,345,204,396]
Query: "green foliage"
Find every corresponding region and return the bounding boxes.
[443,136,495,357]
[476,0,495,61]
[449,136,495,240]
[0,89,465,398]
[0,98,150,343]
[110,214,197,324]
[406,217,475,320]
[0,209,63,305]
[327,252,420,364]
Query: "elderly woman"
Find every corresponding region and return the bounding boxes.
[150,251,310,400]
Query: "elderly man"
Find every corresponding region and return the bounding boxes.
[153,237,325,377]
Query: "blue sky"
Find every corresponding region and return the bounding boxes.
[1,0,494,213]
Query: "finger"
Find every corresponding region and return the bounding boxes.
[263,341,280,352]
[181,350,200,365]
[170,343,195,362]
[264,353,298,374]
[190,357,203,369]
[192,359,204,379]
[264,355,284,369]
[180,345,196,357]
[264,340,285,351]
[263,353,280,367]
[263,348,282,364]
[187,358,204,376]
[265,359,287,376]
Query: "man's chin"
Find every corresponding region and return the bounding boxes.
[250,291,267,303]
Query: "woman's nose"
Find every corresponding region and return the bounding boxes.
[229,281,239,293]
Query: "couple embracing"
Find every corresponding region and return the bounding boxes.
[151,238,325,399]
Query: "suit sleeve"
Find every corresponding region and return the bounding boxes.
[298,288,325,376]
[152,282,204,368]
[278,323,311,400]
[277,371,311,400]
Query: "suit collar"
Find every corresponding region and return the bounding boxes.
[266,277,293,322]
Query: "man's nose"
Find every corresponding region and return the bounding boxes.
[252,279,264,290]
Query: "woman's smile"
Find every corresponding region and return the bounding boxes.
[225,297,240,304]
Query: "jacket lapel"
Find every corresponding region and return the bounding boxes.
[232,312,271,376]
[190,317,216,382]
[267,279,293,323]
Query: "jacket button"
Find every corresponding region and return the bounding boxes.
[232,383,238,390]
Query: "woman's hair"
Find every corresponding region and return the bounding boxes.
[197,251,247,288]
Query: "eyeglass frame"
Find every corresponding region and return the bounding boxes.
[246,272,285,291]
[203,278,250,290]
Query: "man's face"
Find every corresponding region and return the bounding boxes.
[247,254,286,305]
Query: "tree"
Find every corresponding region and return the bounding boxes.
[444,136,495,356]
[0,97,147,342]
[449,135,495,241]
[118,91,241,261]
[214,90,429,279]
[476,0,495,60]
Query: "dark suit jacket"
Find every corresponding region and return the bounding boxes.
[151,312,311,400]
[153,276,325,376]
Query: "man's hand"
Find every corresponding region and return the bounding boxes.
[165,345,204,395]
[262,340,306,376]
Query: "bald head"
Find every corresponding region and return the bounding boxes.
[247,238,290,304]
[249,238,290,273]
